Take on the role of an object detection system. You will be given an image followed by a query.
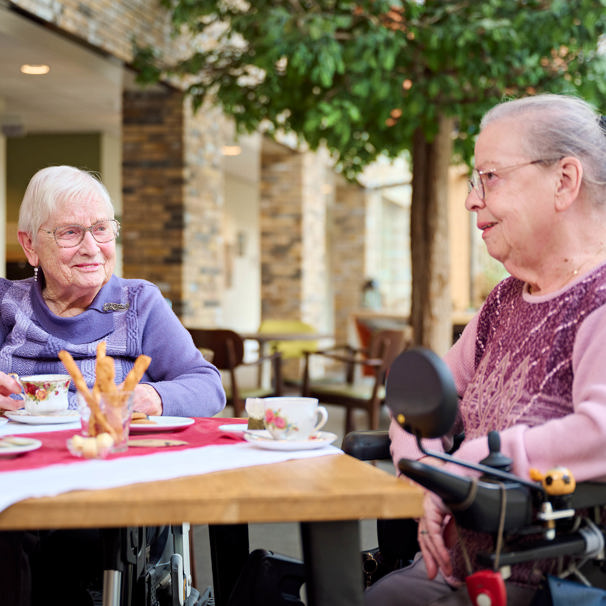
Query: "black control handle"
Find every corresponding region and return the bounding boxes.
[398,458,534,534]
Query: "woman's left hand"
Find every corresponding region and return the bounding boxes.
[131,384,163,416]
[417,491,454,580]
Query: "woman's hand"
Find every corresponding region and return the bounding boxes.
[0,373,24,410]
[417,491,454,580]
[131,384,163,416]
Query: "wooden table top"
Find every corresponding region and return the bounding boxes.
[0,454,423,531]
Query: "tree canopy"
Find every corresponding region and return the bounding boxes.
[134,0,606,352]
[134,0,606,181]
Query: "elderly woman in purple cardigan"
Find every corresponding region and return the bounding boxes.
[1,165,225,606]
[367,94,606,606]
[0,164,225,418]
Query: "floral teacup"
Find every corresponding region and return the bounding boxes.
[9,373,71,415]
[263,396,328,440]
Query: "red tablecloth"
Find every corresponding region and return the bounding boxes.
[0,417,246,473]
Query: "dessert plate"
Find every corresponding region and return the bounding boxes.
[5,409,80,425]
[218,423,249,433]
[0,436,42,457]
[129,416,195,433]
[243,430,338,451]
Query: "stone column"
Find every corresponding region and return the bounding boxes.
[332,180,366,345]
[122,89,225,326]
[122,88,186,312]
[259,142,331,332]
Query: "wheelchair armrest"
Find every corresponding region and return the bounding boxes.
[570,481,606,509]
[342,430,391,461]
[399,458,534,533]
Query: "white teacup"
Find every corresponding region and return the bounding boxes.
[263,397,328,440]
[10,373,71,415]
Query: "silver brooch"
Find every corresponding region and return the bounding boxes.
[103,302,130,311]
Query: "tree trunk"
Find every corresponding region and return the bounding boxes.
[410,115,453,356]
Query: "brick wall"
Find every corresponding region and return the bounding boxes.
[122,89,227,325]
[121,87,186,311]
[333,180,366,344]
[10,0,176,64]
[181,100,228,327]
[260,144,304,319]
[301,150,332,331]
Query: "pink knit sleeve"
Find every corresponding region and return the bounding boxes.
[388,314,480,471]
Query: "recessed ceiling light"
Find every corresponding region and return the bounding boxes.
[20,64,50,75]
[222,145,241,156]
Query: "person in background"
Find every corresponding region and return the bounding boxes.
[361,278,383,310]
[0,165,226,605]
[366,94,606,605]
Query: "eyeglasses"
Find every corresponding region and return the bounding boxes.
[467,158,561,201]
[39,219,120,248]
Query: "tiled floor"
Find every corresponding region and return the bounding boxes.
[192,402,394,594]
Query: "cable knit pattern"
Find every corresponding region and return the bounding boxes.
[0,275,226,417]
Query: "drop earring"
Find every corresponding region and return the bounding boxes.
[33,266,38,281]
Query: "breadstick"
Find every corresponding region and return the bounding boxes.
[58,350,117,439]
[123,355,151,391]
[96,354,118,395]
[93,342,107,401]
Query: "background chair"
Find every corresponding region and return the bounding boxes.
[301,328,410,434]
[257,319,319,388]
[187,328,282,416]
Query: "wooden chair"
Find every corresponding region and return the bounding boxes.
[301,329,410,434]
[187,328,282,416]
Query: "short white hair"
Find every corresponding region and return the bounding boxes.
[481,94,606,195]
[18,165,115,242]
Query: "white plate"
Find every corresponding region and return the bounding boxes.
[218,423,249,433]
[0,417,8,427]
[129,416,195,433]
[243,430,338,451]
[5,409,80,425]
[0,436,42,456]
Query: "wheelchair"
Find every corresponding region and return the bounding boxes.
[97,522,206,606]
[342,347,606,606]
[226,346,606,605]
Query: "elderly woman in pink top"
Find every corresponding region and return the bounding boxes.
[366,93,606,605]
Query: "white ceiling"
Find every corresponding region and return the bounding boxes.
[0,6,123,137]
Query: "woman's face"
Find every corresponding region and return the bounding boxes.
[465,118,558,272]
[32,196,116,302]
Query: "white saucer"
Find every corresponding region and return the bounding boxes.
[129,416,195,433]
[243,430,338,451]
[5,409,80,425]
[218,423,249,433]
[0,436,42,456]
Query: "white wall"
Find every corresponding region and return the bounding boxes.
[221,135,261,331]
[101,132,122,276]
